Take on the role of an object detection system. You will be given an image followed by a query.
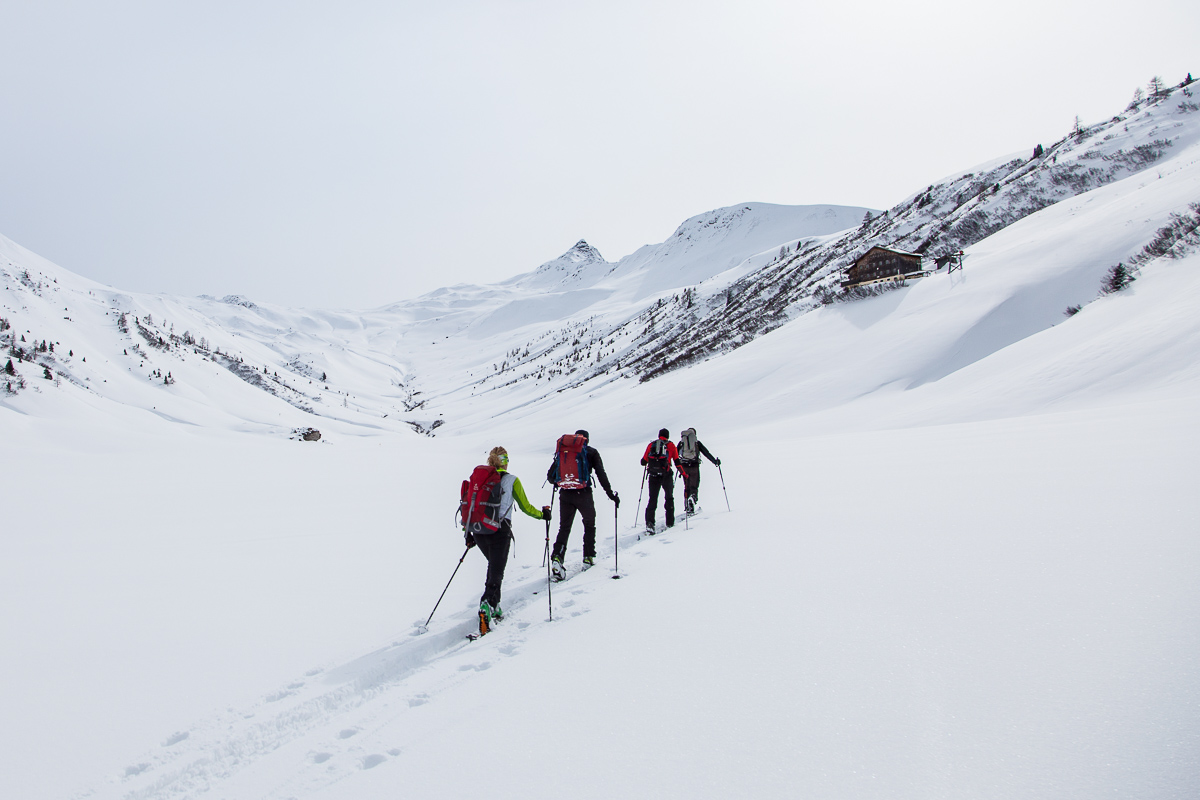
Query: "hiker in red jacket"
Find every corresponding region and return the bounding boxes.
[640,428,687,533]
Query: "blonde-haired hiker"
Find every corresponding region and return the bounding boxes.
[461,446,550,636]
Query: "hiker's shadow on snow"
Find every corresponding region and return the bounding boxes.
[830,285,909,330]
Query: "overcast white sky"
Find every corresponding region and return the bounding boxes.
[1,1,1195,308]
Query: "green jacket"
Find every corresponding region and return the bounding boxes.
[497,471,543,522]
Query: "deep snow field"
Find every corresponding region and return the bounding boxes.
[3,92,1200,799]
[4,350,1198,800]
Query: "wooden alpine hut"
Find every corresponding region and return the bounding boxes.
[841,246,927,289]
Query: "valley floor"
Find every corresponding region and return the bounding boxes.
[3,380,1197,799]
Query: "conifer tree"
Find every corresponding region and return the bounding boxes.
[1102,263,1133,294]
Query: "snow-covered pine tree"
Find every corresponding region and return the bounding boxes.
[1148,76,1167,101]
[1101,263,1134,294]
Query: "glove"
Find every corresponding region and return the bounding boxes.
[464,532,476,548]
[542,505,553,522]
[610,491,620,507]
[715,458,721,466]
[640,458,647,466]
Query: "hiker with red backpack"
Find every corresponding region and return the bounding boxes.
[546,429,618,581]
[677,427,720,515]
[461,446,551,635]
[640,428,687,534]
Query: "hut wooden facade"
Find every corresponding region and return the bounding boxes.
[841,246,926,289]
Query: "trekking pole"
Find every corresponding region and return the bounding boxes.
[544,509,554,621]
[418,546,471,633]
[680,470,689,530]
[633,466,647,528]
[542,486,557,568]
[718,463,731,512]
[612,495,621,579]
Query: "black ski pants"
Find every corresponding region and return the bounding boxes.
[645,472,675,529]
[474,522,512,609]
[681,461,702,508]
[553,489,597,560]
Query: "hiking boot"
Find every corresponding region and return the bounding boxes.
[491,605,504,622]
[551,555,566,581]
[582,556,595,569]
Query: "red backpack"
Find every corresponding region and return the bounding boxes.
[460,465,504,534]
[549,434,591,490]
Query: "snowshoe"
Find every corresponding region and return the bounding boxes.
[478,601,494,636]
[551,556,566,582]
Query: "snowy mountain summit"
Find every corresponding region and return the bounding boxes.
[522,238,611,289]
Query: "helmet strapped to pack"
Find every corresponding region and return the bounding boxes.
[679,428,699,462]
[460,465,504,534]
[549,433,591,490]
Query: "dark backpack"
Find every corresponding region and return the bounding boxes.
[646,438,670,476]
[549,434,591,490]
[459,465,504,534]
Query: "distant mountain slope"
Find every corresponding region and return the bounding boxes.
[607,203,872,300]
[1,202,871,434]
[3,80,1198,438]
[621,81,1200,381]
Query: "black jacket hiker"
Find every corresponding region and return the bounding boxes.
[547,430,616,562]
[677,427,720,513]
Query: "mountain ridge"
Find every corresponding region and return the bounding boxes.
[3,82,1198,439]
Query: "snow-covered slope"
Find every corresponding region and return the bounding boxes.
[4,88,1197,439]
[2,79,1199,800]
[0,201,872,435]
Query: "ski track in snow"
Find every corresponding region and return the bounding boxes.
[99,516,709,800]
